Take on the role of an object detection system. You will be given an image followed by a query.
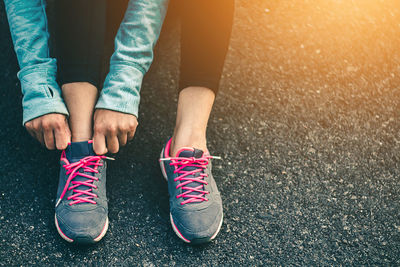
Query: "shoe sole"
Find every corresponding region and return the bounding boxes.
[160,149,223,244]
[170,212,223,244]
[54,214,109,244]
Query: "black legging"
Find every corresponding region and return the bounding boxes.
[55,0,234,95]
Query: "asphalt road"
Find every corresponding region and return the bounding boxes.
[1,0,400,265]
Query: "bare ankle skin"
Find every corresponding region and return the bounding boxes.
[170,86,215,156]
[61,82,98,142]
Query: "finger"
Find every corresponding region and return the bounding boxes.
[36,128,45,146]
[43,128,55,150]
[61,117,72,144]
[64,121,72,144]
[26,128,36,139]
[54,127,69,150]
[93,132,108,155]
[118,133,128,147]
[28,122,45,145]
[106,134,119,154]
[127,129,135,141]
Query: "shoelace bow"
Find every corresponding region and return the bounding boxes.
[161,155,221,205]
[56,155,113,207]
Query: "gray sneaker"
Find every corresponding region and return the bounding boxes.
[54,141,110,244]
[159,138,223,244]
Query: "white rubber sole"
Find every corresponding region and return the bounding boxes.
[54,214,109,243]
[170,212,223,244]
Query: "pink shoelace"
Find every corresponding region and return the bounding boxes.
[55,155,111,207]
[161,155,220,205]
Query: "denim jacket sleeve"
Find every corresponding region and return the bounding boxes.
[95,0,169,118]
[4,0,68,125]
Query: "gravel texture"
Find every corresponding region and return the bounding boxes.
[0,0,400,265]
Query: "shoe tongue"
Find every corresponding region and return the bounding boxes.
[176,147,204,158]
[175,148,205,200]
[64,141,97,204]
[65,141,95,162]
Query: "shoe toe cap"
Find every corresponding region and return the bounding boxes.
[171,202,223,242]
[55,207,108,243]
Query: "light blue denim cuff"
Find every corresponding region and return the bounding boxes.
[95,64,143,118]
[20,70,69,125]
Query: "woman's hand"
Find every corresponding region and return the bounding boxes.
[93,109,138,154]
[25,113,71,150]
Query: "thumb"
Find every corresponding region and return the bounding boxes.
[55,120,71,150]
[64,120,72,144]
[93,131,108,155]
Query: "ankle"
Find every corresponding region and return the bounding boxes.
[62,82,97,144]
[171,131,207,156]
[71,131,92,143]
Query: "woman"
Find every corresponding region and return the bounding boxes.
[4,0,234,244]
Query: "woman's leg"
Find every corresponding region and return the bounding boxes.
[53,0,129,245]
[170,0,235,156]
[55,0,107,142]
[61,83,98,142]
[160,1,234,244]
[171,87,215,154]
